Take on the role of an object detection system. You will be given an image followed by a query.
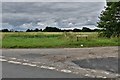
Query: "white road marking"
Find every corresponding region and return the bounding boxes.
[29,64,37,67]
[8,61,21,64]
[0,59,7,62]
[61,69,72,73]
[22,63,37,67]
[102,76,107,78]
[104,72,110,75]
[22,63,31,66]
[40,66,56,70]
[85,74,95,78]
[47,67,56,70]
[40,66,49,69]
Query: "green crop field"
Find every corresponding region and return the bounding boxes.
[0,32,119,48]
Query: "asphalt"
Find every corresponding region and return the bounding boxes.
[2,62,82,78]
[72,57,119,73]
[1,47,119,78]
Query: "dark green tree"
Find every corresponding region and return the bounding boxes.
[97,1,120,38]
[2,29,9,32]
[82,27,92,32]
[26,29,31,32]
[43,27,61,32]
[34,28,39,32]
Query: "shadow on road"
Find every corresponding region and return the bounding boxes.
[72,57,119,73]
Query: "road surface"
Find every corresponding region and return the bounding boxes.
[2,62,82,78]
[1,47,119,78]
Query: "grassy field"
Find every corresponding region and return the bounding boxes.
[0,32,119,48]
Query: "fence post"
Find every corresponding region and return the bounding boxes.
[77,37,79,41]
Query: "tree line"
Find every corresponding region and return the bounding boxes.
[0,27,100,32]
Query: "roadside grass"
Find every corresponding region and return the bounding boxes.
[1,32,119,48]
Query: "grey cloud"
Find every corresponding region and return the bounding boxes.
[2,2,106,30]
[2,0,106,2]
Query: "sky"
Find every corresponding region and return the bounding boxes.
[1,1,106,31]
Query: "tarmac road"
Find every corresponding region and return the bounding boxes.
[1,47,119,78]
[2,62,82,78]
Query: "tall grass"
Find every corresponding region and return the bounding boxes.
[1,32,119,48]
